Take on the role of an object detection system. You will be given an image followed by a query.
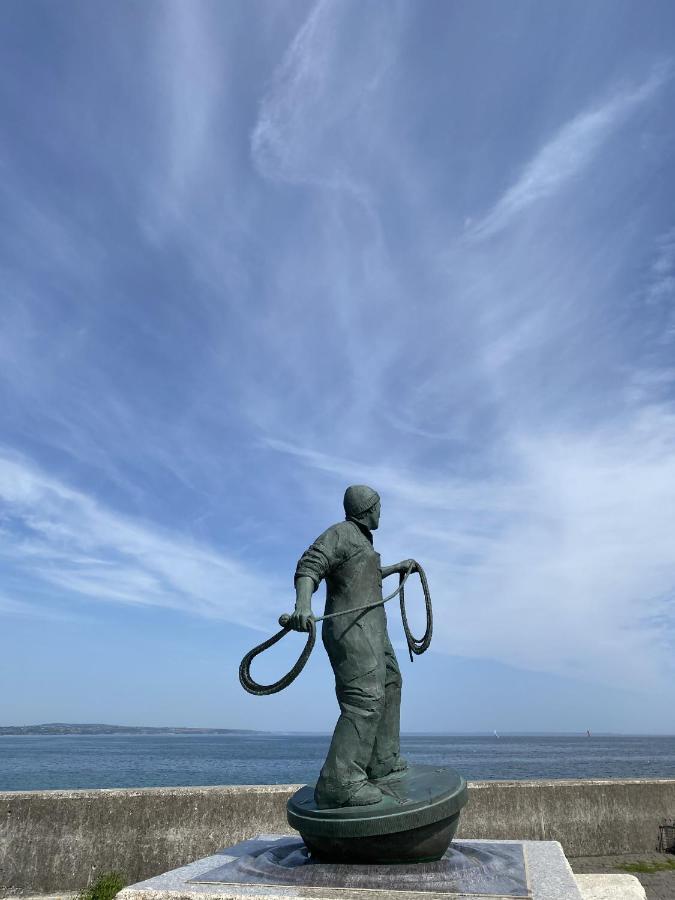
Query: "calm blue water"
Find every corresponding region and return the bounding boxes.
[1,734,674,791]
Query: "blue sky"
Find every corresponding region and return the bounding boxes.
[1,0,675,734]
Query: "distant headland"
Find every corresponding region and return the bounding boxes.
[0,723,259,735]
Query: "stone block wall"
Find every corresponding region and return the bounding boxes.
[1,779,674,895]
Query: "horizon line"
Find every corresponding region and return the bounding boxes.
[1,724,674,737]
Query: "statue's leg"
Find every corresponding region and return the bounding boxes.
[314,625,386,808]
[366,636,405,779]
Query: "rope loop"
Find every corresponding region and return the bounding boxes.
[239,563,431,696]
[398,562,433,662]
[238,619,316,696]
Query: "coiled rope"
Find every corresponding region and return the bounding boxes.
[239,561,432,696]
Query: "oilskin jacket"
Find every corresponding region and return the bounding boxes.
[294,518,386,683]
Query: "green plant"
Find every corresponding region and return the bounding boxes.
[620,859,675,874]
[78,872,126,900]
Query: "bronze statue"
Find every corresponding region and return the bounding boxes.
[291,485,412,808]
[239,486,466,863]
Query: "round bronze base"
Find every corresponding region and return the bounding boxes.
[301,810,461,864]
[287,765,468,865]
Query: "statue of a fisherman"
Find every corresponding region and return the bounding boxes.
[239,486,465,861]
[289,485,413,809]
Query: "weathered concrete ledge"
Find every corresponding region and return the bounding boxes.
[1,779,674,896]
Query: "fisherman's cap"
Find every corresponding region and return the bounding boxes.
[343,485,380,519]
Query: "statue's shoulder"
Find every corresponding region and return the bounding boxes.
[311,520,361,555]
[314,520,352,544]
[331,519,355,536]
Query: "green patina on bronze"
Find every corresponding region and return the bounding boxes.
[287,764,468,864]
[238,484,467,861]
[290,486,414,808]
[288,766,468,837]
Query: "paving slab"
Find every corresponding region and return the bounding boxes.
[575,875,646,900]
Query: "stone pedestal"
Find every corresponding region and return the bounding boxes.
[118,833,585,900]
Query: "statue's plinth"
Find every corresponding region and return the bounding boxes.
[287,764,468,863]
[118,834,588,900]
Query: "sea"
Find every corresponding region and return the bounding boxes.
[1,733,674,791]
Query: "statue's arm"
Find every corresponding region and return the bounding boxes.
[288,576,315,632]
[290,527,342,632]
[381,559,415,579]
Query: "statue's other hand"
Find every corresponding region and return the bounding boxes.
[288,611,314,632]
[399,559,416,574]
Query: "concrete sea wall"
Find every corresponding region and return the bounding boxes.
[1,779,674,895]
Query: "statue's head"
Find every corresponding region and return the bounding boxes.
[343,485,381,530]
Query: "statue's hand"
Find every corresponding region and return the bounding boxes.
[399,559,416,574]
[288,610,314,632]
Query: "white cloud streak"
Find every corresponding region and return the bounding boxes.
[647,226,675,314]
[2,2,674,727]
[251,0,401,209]
[266,406,675,692]
[0,452,285,630]
[0,591,85,623]
[141,2,229,237]
[247,23,675,701]
[468,66,670,241]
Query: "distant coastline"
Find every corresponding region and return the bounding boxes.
[1,724,672,737]
[0,723,259,735]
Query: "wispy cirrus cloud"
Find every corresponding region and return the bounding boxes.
[266,404,675,691]
[0,592,83,623]
[251,0,402,203]
[646,226,675,312]
[468,65,671,241]
[248,18,675,699]
[0,452,284,629]
[141,1,231,238]
[2,1,675,730]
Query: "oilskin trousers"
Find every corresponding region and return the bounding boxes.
[314,615,403,808]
